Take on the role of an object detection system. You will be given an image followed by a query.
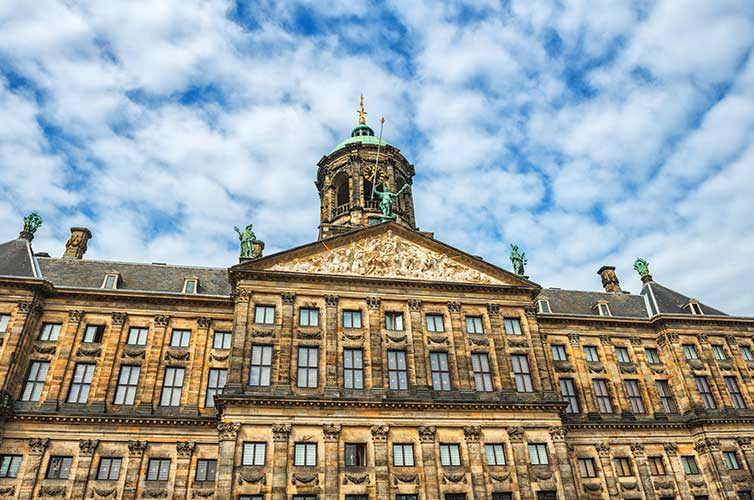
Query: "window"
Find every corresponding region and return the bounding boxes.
[647,456,666,475]
[471,353,493,392]
[345,496,368,500]
[0,314,10,334]
[343,310,362,329]
[397,496,418,500]
[538,299,551,313]
[593,379,613,414]
[170,329,191,347]
[528,444,548,465]
[393,444,415,466]
[738,493,753,500]
[614,457,633,476]
[254,305,275,325]
[292,497,317,500]
[682,456,700,474]
[560,378,580,413]
[741,345,754,362]
[439,444,461,466]
[503,318,522,335]
[712,345,727,361]
[240,497,265,500]
[195,459,216,482]
[182,278,198,294]
[725,377,746,409]
[385,312,404,331]
[624,380,646,414]
[578,458,597,478]
[249,345,272,386]
[687,302,703,315]
[694,496,709,500]
[67,363,95,403]
[656,380,678,414]
[466,316,483,334]
[46,456,73,479]
[695,376,716,409]
[242,442,266,466]
[160,367,185,406]
[343,349,364,389]
[205,369,227,408]
[146,458,171,481]
[96,457,122,480]
[294,443,317,466]
[345,443,366,466]
[299,308,319,327]
[430,352,451,391]
[645,348,661,364]
[21,361,49,401]
[446,495,467,500]
[114,365,140,405]
[537,492,557,500]
[511,355,533,393]
[0,455,21,478]
[39,322,61,341]
[83,325,105,343]
[426,314,444,332]
[615,346,631,363]
[684,344,699,360]
[213,331,232,350]
[584,346,599,362]
[492,494,513,500]
[724,451,741,470]
[597,303,611,316]
[297,347,319,388]
[485,444,506,465]
[387,350,408,390]
[551,344,567,361]
[102,273,118,289]
[127,327,148,346]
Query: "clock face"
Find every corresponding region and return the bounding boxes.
[363,164,385,184]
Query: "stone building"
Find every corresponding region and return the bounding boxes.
[0,109,753,500]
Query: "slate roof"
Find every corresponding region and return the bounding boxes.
[0,238,39,278]
[641,281,726,316]
[537,288,650,318]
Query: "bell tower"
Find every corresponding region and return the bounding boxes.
[316,97,417,240]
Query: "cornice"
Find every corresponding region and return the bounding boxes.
[539,313,754,328]
[651,315,754,329]
[0,276,55,295]
[10,412,218,426]
[47,287,232,309]
[565,415,754,431]
[538,314,652,328]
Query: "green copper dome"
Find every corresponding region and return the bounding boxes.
[330,123,391,154]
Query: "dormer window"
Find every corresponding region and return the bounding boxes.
[537,299,551,314]
[595,301,611,317]
[182,277,199,294]
[101,273,119,289]
[686,301,703,315]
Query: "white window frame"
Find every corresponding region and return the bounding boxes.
[551,344,567,361]
[213,331,232,350]
[511,354,533,393]
[503,318,522,335]
[254,305,275,325]
[528,444,548,465]
[0,314,10,334]
[430,352,451,391]
[387,350,408,390]
[205,368,227,408]
[343,348,364,390]
[645,348,661,364]
[146,458,171,481]
[127,327,148,346]
[615,346,631,363]
[584,345,600,362]
[101,273,119,290]
[471,353,493,392]
[182,277,198,294]
[294,443,317,467]
[439,444,462,466]
[297,346,319,388]
[83,325,105,343]
[298,307,319,327]
[686,301,704,315]
[537,299,551,314]
[170,329,191,348]
[249,345,273,386]
[242,442,267,466]
[579,457,597,478]
[114,365,140,405]
[67,363,95,403]
[425,314,444,332]
[393,443,415,467]
[485,444,506,465]
[22,361,49,401]
[596,302,611,317]
[39,323,61,342]
[385,312,404,331]
[560,378,579,413]
[343,310,362,329]
[466,316,484,334]
[195,459,216,482]
[160,367,185,407]
[97,457,122,481]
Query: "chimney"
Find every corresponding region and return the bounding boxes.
[597,266,622,293]
[63,227,92,259]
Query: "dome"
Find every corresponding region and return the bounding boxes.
[330,123,391,154]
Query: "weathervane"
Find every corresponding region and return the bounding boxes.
[357,94,367,124]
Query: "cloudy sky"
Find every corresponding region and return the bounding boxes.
[1,1,753,314]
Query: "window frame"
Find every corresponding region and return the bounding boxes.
[648,456,667,476]
[712,345,727,361]
[593,379,613,414]
[439,443,462,467]
[485,444,506,466]
[471,352,493,392]
[114,365,140,405]
[578,457,597,478]
[695,376,716,409]
[169,329,191,348]
[101,273,119,289]
[0,455,22,478]
[656,380,678,414]
[425,314,445,333]
[294,443,317,467]
[615,346,631,363]
[96,457,122,481]
[46,456,73,479]
[0,314,10,334]
[723,451,741,470]
[624,379,646,414]
[528,443,549,465]
[344,443,367,467]
[67,363,96,404]
[39,322,61,342]
[465,316,484,334]
[614,457,633,477]
[645,348,661,364]
[146,458,171,481]
[551,344,567,361]
[298,307,320,327]
[195,459,217,482]
[254,305,275,325]
[343,310,362,329]
[503,318,522,335]
[741,345,754,362]
[343,348,364,390]
[511,354,533,393]
[583,345,600,362]
[83,324,105,343]
[205,368,227,408]
[213,331,232,350]
[559,378,580,414]
[242,442,267,466]
[393,443,415,467]
[182,278,198,294]
[126,327,148,346]
[21,360,50,402]
[297,346,319,388]
[683,344,699,360]
[387,350,408,390]
[249,344,273,387]
[430,352,452,391]
[681,455,700,475]
[385,312,404,331]
[537,299,551,314]
[159,367,185,407]
[725,376,746,409]
[597,302,611,317]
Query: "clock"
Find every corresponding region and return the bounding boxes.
[363,164,385,184]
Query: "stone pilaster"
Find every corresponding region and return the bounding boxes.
[71,439,98,499]
[487,304,513,392]
[419,426,440,500]
[324,295,339,392]
[281,292,296,390]
[1,299,43,395]
[408,300,428,390]
[272,424,291,500]
[372,425,390,499]
[737,438,754,477]
[43,309,83,407]
[595,443,619,500]
[569,333,599,415]
[144,314,170,411]
[123,440,148,500]
[323,424,341,496]
[508,427,535,500]
[525,305,553,392]
[663,443,693,500]
[216,423,241,500]
[447,301,471,391]
[696,438,736,499]
[174,441,196,500]
[630,442,657,500]
[226,287,250,393]
[17,437,48,500]
[697,334,730,410]
[600,337,630,415]
[94,311,127,409]
[464,426,486,500]
[186,317,212,412]
[549,426,577,499]
[367,297,385,392]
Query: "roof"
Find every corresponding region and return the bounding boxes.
[641,281,727,316]
[537,288,650,318]
[330,123,391,153]
[0,238,39,278]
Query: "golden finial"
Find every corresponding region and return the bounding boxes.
[357,94,367,124]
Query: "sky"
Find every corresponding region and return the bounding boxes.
[1,0,753,315]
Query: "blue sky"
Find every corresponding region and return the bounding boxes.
[1,0,753,314]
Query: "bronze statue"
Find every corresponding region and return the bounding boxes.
[510,244,527,276]
[23,213,43,235]
[633,258,650,277]
[374,184,408,222]
[234,224,257,259]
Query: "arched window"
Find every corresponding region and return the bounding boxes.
[334,172,350,208]
[363,178,375,205]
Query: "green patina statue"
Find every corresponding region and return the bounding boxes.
[374,184,408,222]
[510,244,527,276]
[23,212,43,235]
[634,258,650,277]
[234,224,257,259]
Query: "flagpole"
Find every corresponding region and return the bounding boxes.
[371,117,385,199]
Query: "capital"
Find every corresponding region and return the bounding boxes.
[418,426,436,443]
[176,441,196,458]
[323,423,342,442]
[128,440,148,457]
[217,422,241,441]
[28,437,50,455]
[79,439,99,456]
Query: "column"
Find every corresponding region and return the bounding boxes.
[372,425,390,499]
[281,292,297,390]
[600,336,631,415]
[487,304,513,392]
[569,334,599,415]
[1,300,43,393]
[727,336,754,407]
[174,441,195,500]
[656,332,696,412]
[71,439,99,499]
[525,305,554,392]
[42,309,83,407]
[226,287,250,393]
[630,443,657,500]
[737,438,754,477]
[663,443,693,499]
[123,440,148,500]
[447,301,472,391]
[697,438,736,500]
[549,427,578,499]
[94,311,127,411]
[464,426,486,500]
[323,424,341,497]
[272,424,291,500]
[419,426,440,500]
[595,443,619,500]
[408,300,429,392]
[367,297,385,392]
[697,334,731,409]
[216,422,241,500]
[143,314,170,411]
[17,437,48,500]
[508,427,535,500]
[324,295,339,392]
[186,318,212,413]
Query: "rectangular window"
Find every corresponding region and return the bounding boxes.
[387,350,408,390]
[46,456,73,479]
[292,497,317,500]
[695,376,716,409]
[741,345,754,361]
[239,497,265,500]
[614,457,633,476]
[466,316,483,334]
[430,352,451,391]
[242,442,266,466]
[624,380,646,414]
[538,300,551,314]
[397,496,419,500]
[249,345,272,386]
[682,456,700,474]
[446,495,467,500]
[345,496,368,500]
[656,380,678,414]
[426,314,444,332]
[560,378,580,413]
[170,329,191,347]
[159,367,185,406]
[96,457,122,480]
[297,347,319,388]
[725,377,747,409]
[615,346,630,363]
[684,344,699,360]
[294,443,317,467]
[645,348,661,364]
[114,365,140,405]
[578,457,597,478]
[471,353,493,392]
[393,444,415,467]
[345,443,366,467]
[439,444,461,466]
[343,349,364,390]
[511,354,533,393]
[0,314,10,334]
[551,344,567,361]
[83,325,105,343]
[385,312,404,331]
[528,444,548,465]
[183,278,197,294]
[503,318,522,335]
[213,331,232,350]
[299,308,319,327]
[724,451,741,470]
[205,368,227,408]
[712,345,727,361]
[648,456,666,475]
[103,274,118,289]
[597,303,611,316]
[485,444,506,466]
[39,323,61,341]
[21,361,49,401]
[146,458,171,481]
[584,346,600,362]
[195,459,217,482]
[67,363,95,403]
[0,455,22,478]
[127,327,148,346]
[593,379,613,414]
[254,305,275,325]
[343,310,362,329]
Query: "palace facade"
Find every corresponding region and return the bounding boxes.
[0,110,753,500]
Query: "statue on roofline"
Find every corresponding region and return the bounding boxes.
[374,184,408,222]
[234,224,258,259]
[510,244,527,277]
[633,258,650,277]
